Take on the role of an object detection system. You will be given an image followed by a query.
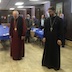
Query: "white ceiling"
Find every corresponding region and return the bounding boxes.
[0,0,49,10]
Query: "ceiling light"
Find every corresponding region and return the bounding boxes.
[15,2,24,5]
[9,8,15,10]
[0,0,1,3]
[24,6,34,8]
[42,1,50,4]
[17,6,24,8]
[29,0,39,1]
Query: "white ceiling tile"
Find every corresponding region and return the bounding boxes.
[0,0,49,9]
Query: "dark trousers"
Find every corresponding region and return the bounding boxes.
[25,30,30,43]
[40,26,44,29]
[25,36,30,42]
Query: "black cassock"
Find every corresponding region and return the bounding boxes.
[42,16,63,70]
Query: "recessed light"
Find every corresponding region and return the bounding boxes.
[9,8,15,10]
[29,0,39,1]
[42,1,50,4]
[15,2,24,5]
[0,0,1,3]
[17,6,24,8]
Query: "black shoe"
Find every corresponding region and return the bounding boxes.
[62,46,65,47]
[13,58,22,60]
[62,45,65,47]
[48,67,52,69]
[54,68,60,71]
[42,63,45,66]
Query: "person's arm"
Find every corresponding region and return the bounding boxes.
[36,19,40,27]
[9,19,13,38]
[42,19,47,43]
[28,19,32,29]
[57,18,63,46]
[9,18,14,42]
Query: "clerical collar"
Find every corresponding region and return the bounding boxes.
[54,14,56,17]
[50,14,56,18]
[14,17,18,21]
[14,16,19,20]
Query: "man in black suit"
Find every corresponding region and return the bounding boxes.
[40,15,46,29]
[25,14,32,43]
[42,7,63,71]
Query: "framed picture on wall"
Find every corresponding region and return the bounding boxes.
[56,2,63,16]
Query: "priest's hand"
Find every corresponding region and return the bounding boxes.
[57,40,62,46]
[32,23,35,26]
[21,36,25,40]
[42,38,46,43]
[27,28,30,30]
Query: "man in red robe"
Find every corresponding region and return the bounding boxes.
[10,11,26,60]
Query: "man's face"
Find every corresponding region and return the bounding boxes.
[41,15,44,19]
[13,11,18,19]
[27,14,30,19]
[32,16,35,20]
[48,9,54,16]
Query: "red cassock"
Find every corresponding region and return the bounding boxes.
[10,17,26,60]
